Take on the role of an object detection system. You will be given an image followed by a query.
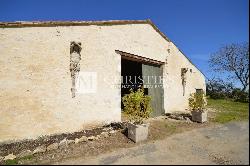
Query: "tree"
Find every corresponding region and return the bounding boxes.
[206,77,234,99]
[209,42,249,92]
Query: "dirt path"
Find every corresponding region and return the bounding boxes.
[54,121,249,165]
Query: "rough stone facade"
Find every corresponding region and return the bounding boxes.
[0,20,205,142]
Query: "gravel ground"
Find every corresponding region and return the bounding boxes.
[56,121,249,165]
[1,114,247,165]
[2,117,210,165]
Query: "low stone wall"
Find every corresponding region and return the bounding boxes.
[0,122,126,163]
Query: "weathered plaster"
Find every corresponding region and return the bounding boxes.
[163,42,206,112]
[0,22,205,142]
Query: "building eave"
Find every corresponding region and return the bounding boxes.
[116,50,165,66]
[0,20,149,28]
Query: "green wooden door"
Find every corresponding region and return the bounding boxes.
[142,64,164,117]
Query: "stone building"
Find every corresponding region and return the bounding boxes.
[0,20,206,143]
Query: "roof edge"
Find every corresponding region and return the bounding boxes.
[175,45,207,78]
[116,50,165,65]
[147,19,206,78]
[0,20,149,28]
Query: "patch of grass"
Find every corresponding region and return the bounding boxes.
[4,159,18,165]
[164,123,177,133]
[207,98,249,123]
[148,120,179,140]
[19,155,33,161]
[3,155,33,165]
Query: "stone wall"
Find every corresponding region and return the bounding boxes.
[0,23,205,142]
[0,23,169,142]
[163,42,206,112]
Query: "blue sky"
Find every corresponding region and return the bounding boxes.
[0,0,249,83]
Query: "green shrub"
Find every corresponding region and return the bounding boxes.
[122,88,153,125]
[188,91,207,112]
[206,79,233,100]
[232,88,249,103]
[206,79,249,103]
[208,92,227,100]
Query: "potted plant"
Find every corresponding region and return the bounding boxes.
[122,88,153,143]
[188,91,207,123]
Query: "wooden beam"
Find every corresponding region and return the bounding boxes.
[115,50,165,66]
